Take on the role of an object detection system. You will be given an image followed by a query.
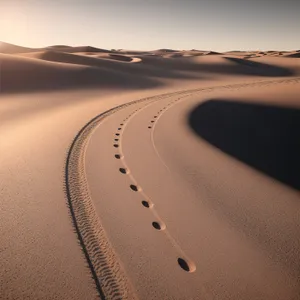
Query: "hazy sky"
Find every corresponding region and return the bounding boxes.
[0,0,299,51]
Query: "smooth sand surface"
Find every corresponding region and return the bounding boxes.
[1,42,300,299]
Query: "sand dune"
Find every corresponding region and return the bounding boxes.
[47,45,73,49]
[203,50,221,55]
[106,53,140,62]
[139,54,296,77]
[9,51,294,94]
[0,52,158,93]
[156,48,179,52]
[1,41,300,300]
[0,42,111,55]
[0,41,39,53]
[48,45,111,53]
[1,43,299,94]
[20,50,132,66]
[283,51,300,58]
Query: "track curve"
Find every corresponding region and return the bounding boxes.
[66,77,300,299]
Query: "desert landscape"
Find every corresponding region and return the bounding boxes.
[1,41,300,300]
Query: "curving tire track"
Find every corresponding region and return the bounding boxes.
[64,95,170,300]
[65,76,300,300]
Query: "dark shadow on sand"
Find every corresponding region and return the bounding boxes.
[0,65,161,94]
[141,56,295,77]
[188,99,300,190]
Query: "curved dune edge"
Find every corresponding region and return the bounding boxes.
[65,77,299,299]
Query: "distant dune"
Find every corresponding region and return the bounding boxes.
[47,45,73,49]
[0,52,158,93]
[203,51,221,55]
[283,51,300,58]
[46,45,111,53]
[0,41,40,54]
[1,41,299,93]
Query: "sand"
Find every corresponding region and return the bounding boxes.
[0,42,300,299]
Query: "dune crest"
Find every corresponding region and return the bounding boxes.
[0,41,38,54]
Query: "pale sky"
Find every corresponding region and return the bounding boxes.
[0,0,299,51]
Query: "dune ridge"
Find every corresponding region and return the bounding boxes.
[0,41,39,53]
[1,41,299,94]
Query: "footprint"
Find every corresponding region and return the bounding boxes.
[119,168,129,174]
[152,221,166,231]
[130,184,141,192]
[113,144,119,148]
[141,200,153,208]
[115,154,123,159]
[177,258,196,273]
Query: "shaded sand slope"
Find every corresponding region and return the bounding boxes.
[84,79,300,299]
[140,55,295,76]
[46,45,111,53]
[21,50,138,63]
[189,99,300,189]
[251,56,300,74]
[22,50,136,65]
[1,41,300,95]
[283,51,300,58]
[120,54,294,74]
[16,51,200,81]
[0,53,159,93]
[2,49,299,94]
